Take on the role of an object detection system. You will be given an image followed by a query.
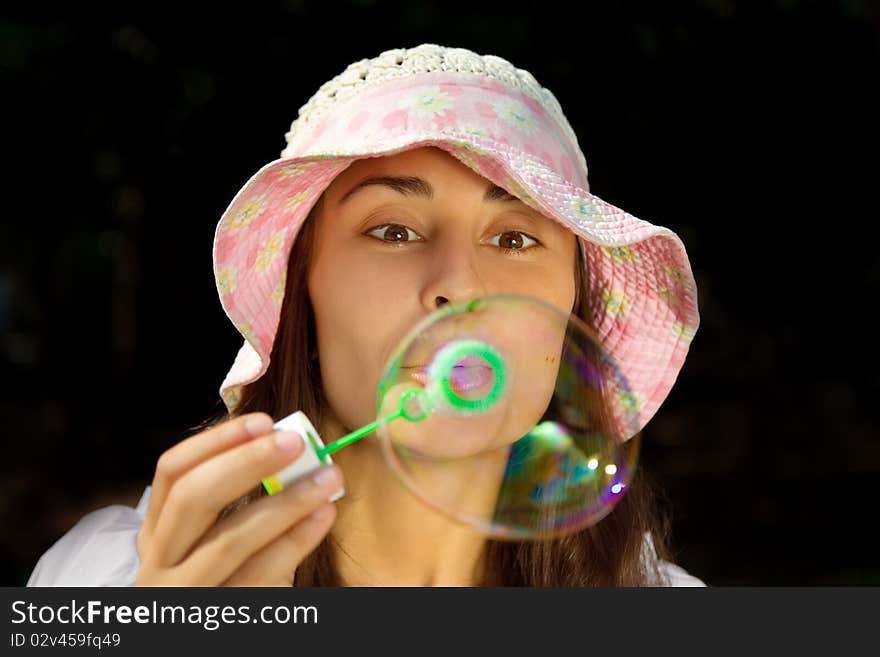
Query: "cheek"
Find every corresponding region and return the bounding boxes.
[536,240,578,313]
[499,262,576,316]
[309,231,389,332]
[308,248,411,429]
[312,252,401,326]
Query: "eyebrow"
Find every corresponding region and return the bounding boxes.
[338,175,523,205]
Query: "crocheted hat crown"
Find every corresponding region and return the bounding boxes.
[281,44,589,184]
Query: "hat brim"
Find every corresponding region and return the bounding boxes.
[213,137,699,435]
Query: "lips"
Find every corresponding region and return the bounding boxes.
[405,363,493,393]
[449,364,494,394]
[407,368,430,386]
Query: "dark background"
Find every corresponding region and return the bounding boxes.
[2,1,878,586]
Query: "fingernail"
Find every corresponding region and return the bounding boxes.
[313,466,339,487]
[274,431,302,454]
[245,414,273,436]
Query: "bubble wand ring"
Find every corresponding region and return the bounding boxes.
[427,339,506,414]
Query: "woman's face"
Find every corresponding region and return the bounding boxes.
[307,146,578,433]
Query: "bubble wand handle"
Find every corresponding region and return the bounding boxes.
[320,388,431,457]
[319,415,395,457]
[262,389,432,496]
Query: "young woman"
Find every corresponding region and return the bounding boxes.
[27,44,704,587]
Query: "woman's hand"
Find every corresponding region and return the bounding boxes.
[135,412,342,586]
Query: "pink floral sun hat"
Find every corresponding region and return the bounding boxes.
[212,43,700,435]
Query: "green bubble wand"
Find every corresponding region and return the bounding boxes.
[262,338,507,495]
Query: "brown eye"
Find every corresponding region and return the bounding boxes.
[366,223,420,243]
[491,230,538,250]
[499,232,524,249]
[384,225,409,242]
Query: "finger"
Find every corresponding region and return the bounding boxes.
[176,465,343,586]
[143,413,274,539]
[221,503,337,587]
[150,428,307,568]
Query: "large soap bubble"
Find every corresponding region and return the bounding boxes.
[374,293,641,540]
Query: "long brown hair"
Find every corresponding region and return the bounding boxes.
[206,193,675,586]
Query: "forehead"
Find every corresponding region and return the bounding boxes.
[327,146,491,194]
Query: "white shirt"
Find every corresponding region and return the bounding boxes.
[26,486,707,587]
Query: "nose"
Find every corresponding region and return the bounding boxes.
[421,243,488,312]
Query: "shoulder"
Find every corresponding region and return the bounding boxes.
[641,532,707,587]
[27,486,152,587]
[655,558,708,587]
